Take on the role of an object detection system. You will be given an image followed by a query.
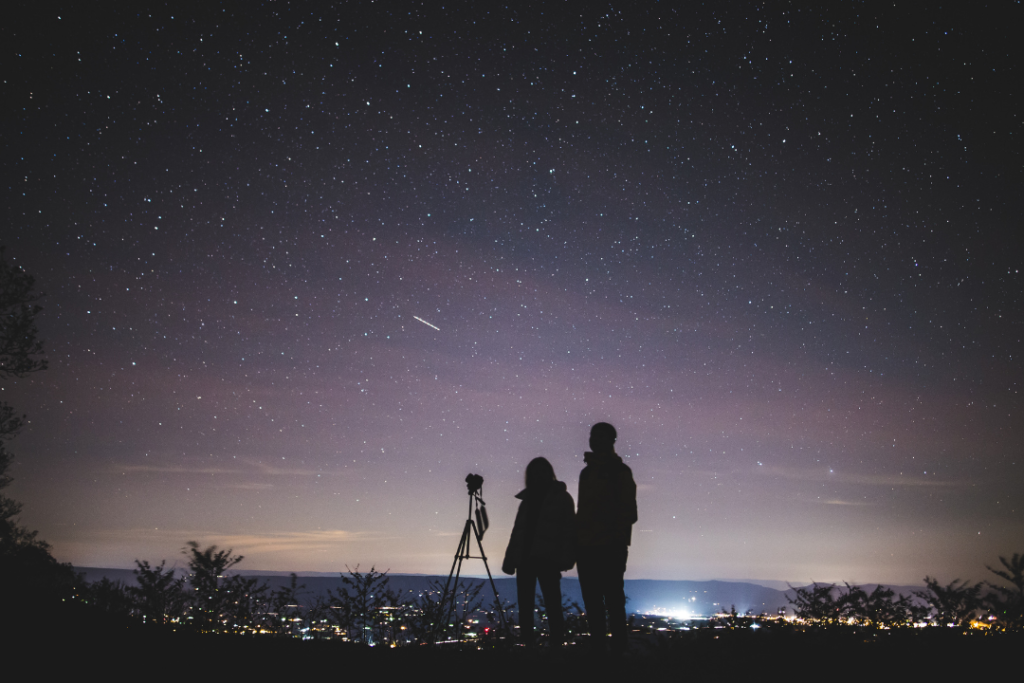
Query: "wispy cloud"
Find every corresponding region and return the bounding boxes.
[203,530,380,555]
[813,498,874,506]
[113,458,347,478]
[248,461,336,477]
[688,465,960,488]
[119,464,239,475]
[87,528,382,556]
[754,465,958,488]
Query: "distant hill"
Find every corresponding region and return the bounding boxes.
[77,567,922,616]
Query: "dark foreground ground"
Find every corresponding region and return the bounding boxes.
[9,603,1019,680]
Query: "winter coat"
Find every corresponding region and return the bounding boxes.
[502,480,576,574]
[576,451,637,548]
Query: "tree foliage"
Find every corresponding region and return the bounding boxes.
[0,247,48,514]
[404,579,450,645]
[263,573,307,635]
[914,577,982,627]
[85,578,134,619]
[837,583,918,628]
[985,553,1024,631]
[787,583,843,625]
[132,560,187,626]
[0,248,76,609]
[441,578,483,642]
[327,565,403,645]
[431,578,484,643]
[787,582,919,628]
[220,574,269,634]
[0,247,47,380]
[182,540,246,631]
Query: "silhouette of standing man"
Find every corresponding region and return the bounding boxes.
[576,422,637,653]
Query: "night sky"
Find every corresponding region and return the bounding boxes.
[3,2,1021,585]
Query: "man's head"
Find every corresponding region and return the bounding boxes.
[589,422,617,454]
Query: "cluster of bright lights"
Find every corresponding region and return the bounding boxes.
[643,606,695,620]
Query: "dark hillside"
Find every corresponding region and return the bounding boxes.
[6,599,1019,680]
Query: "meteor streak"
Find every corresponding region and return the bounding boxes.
[413,316,440,331]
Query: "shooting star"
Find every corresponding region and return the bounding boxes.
[413,315,441,331]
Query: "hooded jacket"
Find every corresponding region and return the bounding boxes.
[502,480,576,574]
[576,451,637,548]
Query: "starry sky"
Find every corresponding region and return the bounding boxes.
[3,2,1021,585]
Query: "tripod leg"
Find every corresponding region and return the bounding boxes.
[437,520,473,643]
[442,519,470,599]
[471,519,509,633]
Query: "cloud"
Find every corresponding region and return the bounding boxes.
[113,458,347,478]
[248,461,338,477]
[753,465,958,488]
[118,464,239,475]
[813,499,873,506]
[687,465,961,488]
[85,527,381,556]
[201,530,380,555]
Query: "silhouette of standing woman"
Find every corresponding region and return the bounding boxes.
[502,457,576,646]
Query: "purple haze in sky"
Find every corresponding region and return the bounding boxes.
[3,2,1020,584]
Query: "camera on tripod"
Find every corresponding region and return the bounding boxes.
[464,474,488,534]
[435,472,507,641]
[465,473,484,496]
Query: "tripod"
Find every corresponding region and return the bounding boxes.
[436,474,508,642]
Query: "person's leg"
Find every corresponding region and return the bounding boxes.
[516,566,538,646]
[576,547,606,647]
[537,567,564,645]
[604,546,629,652]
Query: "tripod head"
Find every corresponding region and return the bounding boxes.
[465,473,484,498]
[463,473,489,536]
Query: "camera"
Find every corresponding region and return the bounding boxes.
[465,473,484,495]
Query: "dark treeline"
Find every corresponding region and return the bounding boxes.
[0,249,80,614]
[785,555,1024,631]
[70,542,1024,645]
[78,541,513,645]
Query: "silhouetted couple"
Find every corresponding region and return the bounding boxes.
[502,422,638,653]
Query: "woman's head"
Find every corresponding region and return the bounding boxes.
[525,457,556,489]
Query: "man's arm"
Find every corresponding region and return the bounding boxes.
[621,466,637,525]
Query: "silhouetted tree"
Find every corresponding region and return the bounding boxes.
[479,592,516,642]
[405,577,488,644]
[327,566,402,645]
[0,249,76,609]
[225,574,269,633]
[86,578,134,619]
[0,247,47,379]
[561,598,586,642]
[914,577,982,627]
[861,584,915,628]
[442,578,483,643]
[837,583,915,628]
[303,594,333,639]
[835,583,868,625]
[985,553,1024,631]
[132,559,187,626]
[0,248,46,527]
[787,583,842,625]
[182,541,245,632]
[265,573,306,636]
[404,579,449,644]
